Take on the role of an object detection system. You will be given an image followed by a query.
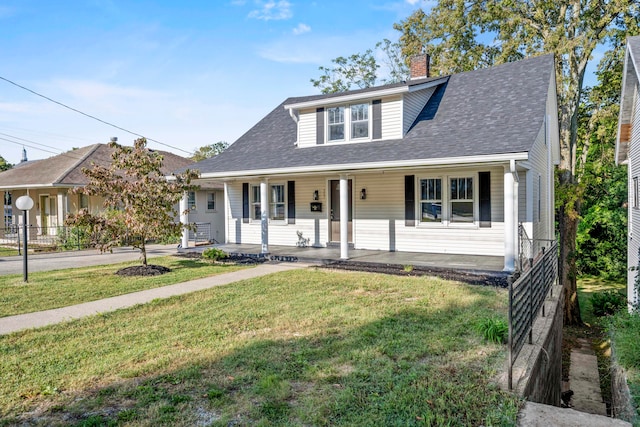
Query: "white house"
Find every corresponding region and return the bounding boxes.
[185,54,560,272]
[616,35,640,307]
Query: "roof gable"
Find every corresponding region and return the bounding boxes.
[0,143,194,189]
[616,36,640,165]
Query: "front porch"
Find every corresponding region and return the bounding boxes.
[179,243,510,282]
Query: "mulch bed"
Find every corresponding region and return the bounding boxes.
[115,265,172,276]
[322,260,510,287]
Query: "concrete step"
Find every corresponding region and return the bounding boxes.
[518,402,631,426]
[569,338,607,415]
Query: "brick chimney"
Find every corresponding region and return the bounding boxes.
[410,53,430,80]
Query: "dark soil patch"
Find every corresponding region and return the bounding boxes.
[322,260,510,287]
[115,265,172,276]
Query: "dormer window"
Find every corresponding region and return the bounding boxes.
[327,103,370,143]
[328,106,345,141]
[351,103,369,139]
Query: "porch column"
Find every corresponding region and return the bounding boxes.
[340,174,349,259]
[223,182,230,244]
[260,179,269,254]
[180,192,189,249]
[504,165,517,271]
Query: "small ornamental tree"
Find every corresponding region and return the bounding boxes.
[66,138,199,266]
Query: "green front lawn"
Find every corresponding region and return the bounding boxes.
[0,247,17,257]
[0,256,247,317]
[0,269,520,426]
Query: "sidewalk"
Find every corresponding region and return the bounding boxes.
[0,262,308,335]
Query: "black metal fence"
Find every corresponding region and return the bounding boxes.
[508,240,558,390]
[0,225,146,253]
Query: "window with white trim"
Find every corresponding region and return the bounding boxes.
[634,177,639,210]
[420,178,442,222]
[207,192,216,211]
[326,103,370,143]
[79,194,89,210]
[270,184,285,221]
[187,191,196,210]
[450,177,473,223]
[251,185,261,220]
[351,103,369,139]
[328,106,345,141]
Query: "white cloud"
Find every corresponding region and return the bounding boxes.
[406,0,420,4]
[292,23,311,35]
[248,1,292,21]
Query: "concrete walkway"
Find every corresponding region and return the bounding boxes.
[519,402,630,426]
[0,262,307,335]
[570,338,608,415]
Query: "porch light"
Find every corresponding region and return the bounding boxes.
[313,190,319,201]
[360,188,367,200]
[15,195,34,282]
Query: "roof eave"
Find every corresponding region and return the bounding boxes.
[198,152,529,180]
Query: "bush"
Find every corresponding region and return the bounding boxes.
[591,290,627,317]
[476,317,508,344]
[202,248,227,262]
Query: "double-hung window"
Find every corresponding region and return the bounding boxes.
[270,184,285,221]
[351,103,369,139]
[328,107,345,141]
[207,192,216,211]
[450,177,473,223]
[187,191,196,210]
[420,178,442,222]
[251,184,286,221]
[251,185,261,220]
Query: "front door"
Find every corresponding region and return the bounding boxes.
[40,195,50,235]
[329,179,352,243]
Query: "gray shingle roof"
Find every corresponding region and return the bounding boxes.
[192,54,555,176]
[0,143,194,189]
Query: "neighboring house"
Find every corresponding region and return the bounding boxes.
[616,35,640,308]
[0,143,224,243]
[187,53,560,271]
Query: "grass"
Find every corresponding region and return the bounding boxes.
[0,247,18,257]
[609,311,640,424]
[0,256,247,317]
[0,269,521,426]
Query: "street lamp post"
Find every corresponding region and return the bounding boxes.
[15,195,34,282]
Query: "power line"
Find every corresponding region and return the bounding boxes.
[0,132,65,153]
[0,136,62,157]
[0,75,192,155]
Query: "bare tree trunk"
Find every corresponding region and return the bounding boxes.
[141,241,147,266]
[558,172,582,325]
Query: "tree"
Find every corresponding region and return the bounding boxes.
[394,0,638,325]
[66,138,199,266]
[0,155,12,171]
[191,141,229,162]
[310,40,410,94]
[575,27,638,280]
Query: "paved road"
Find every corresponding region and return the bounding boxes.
[0,244,178,275]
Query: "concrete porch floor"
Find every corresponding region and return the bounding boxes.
[179,243,509,278]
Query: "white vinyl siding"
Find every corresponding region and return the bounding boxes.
[628,81,640,305]
[381,96,402,140]
[297,108,317,148]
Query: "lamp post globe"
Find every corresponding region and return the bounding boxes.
[15,195,33,282]
[16,195,34,211]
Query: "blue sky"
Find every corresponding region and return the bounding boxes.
[0,0,602,165]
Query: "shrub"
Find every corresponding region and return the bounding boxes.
[591,290,627,317]
[202,248,227,262]
[476,317,508,344]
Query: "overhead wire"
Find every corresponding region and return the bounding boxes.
[0,75,193,155]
